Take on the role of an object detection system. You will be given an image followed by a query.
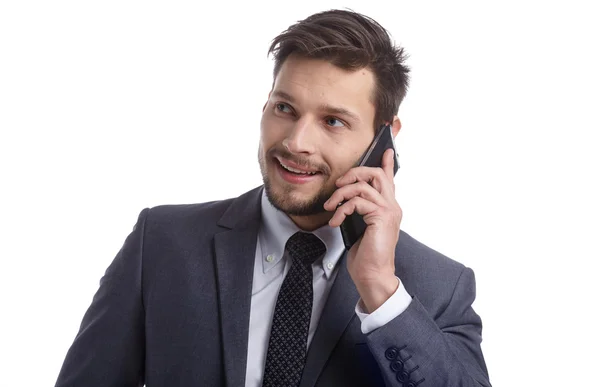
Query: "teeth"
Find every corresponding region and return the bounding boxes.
[279,161,317,175]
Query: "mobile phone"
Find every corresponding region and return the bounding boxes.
[339,124,400,250]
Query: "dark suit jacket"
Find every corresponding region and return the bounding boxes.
[54,185,491,387]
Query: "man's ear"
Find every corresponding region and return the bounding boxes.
[391,116,402,138]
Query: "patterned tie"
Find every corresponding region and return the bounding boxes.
[261,232,327,387]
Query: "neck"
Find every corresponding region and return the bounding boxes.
[288,211,333,232]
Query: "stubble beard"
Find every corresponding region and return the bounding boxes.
[258,150,334,217]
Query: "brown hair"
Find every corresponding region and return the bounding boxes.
[267,9,410,128]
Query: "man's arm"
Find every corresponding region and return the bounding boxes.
[364,267,491,387]
[54,208,149,387]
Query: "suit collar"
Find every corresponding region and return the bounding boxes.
[214,185,263,387]
[216,185,264,230]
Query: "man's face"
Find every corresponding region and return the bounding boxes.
[258,55,378,217]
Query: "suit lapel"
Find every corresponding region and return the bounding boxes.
[213,186,263,387]
[300,251,360,387]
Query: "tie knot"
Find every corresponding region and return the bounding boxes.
[285,232,326,266]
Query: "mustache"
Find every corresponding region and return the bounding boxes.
[268,147,330,175]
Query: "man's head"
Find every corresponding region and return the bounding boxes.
[258,9,410,229]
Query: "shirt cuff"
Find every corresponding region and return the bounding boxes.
[354,276,412,334]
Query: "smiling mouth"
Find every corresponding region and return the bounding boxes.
[275,157,321,176]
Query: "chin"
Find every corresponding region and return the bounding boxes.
[258,150,333,216]
[263,175,331,217]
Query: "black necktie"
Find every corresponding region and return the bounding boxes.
[261,232,327,387]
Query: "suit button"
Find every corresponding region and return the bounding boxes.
[390,360,404,372]
[396,370,410,383]
[385,347,399,360]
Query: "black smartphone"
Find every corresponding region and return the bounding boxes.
[339,124,400,250]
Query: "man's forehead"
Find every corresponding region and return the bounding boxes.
[277,55,375,88]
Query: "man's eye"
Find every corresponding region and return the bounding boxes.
[276,103,292,113]
[325,117,344,127]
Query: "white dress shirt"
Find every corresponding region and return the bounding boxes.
[244,188,412,387]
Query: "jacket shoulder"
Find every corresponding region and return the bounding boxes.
[139,196,235,241]
[141,186,263,233]
[148,198,233,222]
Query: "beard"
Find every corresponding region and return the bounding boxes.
[258,146,335,216]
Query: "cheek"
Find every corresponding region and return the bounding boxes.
[324,150,354,177]
[259,115,278,147]
[331,149,364,177]
[260,113,293,150]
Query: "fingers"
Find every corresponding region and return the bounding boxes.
[336,151,395,197]
[381,148,395,181]
[323,181,386,212]
[326,148,398,228]
[328,196,380,228]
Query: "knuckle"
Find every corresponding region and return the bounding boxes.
[358,181,370,190]
[347,197,362,210]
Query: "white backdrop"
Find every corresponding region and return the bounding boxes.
[1,1,599,386]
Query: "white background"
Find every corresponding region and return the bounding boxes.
[1,1,599,386]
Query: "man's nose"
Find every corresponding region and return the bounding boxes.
[283,118,318,154]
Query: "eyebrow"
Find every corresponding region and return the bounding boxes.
[271,90,362,123]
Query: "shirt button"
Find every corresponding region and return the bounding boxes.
[266,254,274,262]
[326,262,334,270]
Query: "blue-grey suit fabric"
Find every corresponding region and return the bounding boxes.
[54,185,491,387]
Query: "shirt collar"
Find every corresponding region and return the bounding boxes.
[259,187,345,278]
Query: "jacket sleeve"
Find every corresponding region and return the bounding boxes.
[365,267,491,387]
[54,208,149,387]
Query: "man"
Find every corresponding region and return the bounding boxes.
[55,9,491,387]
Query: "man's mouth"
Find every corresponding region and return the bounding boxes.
[275,157,321,176]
